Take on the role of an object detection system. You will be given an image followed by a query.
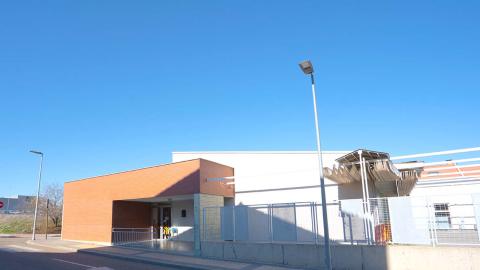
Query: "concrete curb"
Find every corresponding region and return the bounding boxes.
[78,249,218,270]
[26,240,79,252]
[25,240,302,270]
[112,244,195,258]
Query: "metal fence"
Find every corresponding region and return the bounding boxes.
[202,194,480,246]
[111,227,156,245]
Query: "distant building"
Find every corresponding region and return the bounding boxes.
[0,195,35,214]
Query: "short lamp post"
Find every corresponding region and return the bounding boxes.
[299,60,332,270]
[30,150,44,241]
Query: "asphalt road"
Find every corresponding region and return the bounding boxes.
[0,236,182,270]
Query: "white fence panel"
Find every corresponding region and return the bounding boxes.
[203,194,480,246]
[388,197,431,245]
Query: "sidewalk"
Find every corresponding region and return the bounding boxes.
[27,238,304,270]
[27,237,104,252]
[0,233,32,238]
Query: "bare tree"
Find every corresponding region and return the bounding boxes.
[43,183,63,227]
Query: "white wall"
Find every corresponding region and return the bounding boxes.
[172,151,348,205]
[411,181,480,230]
[171,199,194,241]
[411,180,480,197]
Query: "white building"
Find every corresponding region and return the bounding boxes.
[172,151,348,206]
[172,148,480,245]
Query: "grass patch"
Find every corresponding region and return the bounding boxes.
[0,214,62,234]
[0,214,33,233]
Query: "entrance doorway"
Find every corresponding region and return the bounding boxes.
[156,206,171,239]
[161,207,171,227]
[152,205,172,239]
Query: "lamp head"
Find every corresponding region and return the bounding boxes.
[299,60,314,75]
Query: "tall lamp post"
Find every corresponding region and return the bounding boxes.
[30,150,44,241]
[298,60,332,270]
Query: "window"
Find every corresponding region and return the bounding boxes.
[181,209,187,218]
[434,203,451,229]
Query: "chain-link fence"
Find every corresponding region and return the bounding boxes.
[203,194,480,246]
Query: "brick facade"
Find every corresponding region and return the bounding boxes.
[62,159,233,243]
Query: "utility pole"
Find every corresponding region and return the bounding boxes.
[45,199,49,240]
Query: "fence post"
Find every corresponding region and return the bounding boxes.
[315,202,320,244]
[432,206,438,246]
[232,205,236,242]
[311,202,318,244]
[293,203,298,241]
[269,204,274,242]
[426,197,437,247]
[428,198,434,247]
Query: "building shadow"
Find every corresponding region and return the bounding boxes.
[201,203,389,269]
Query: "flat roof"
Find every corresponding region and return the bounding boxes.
[172,150,350,155]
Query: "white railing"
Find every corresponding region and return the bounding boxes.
[111,227,156,245]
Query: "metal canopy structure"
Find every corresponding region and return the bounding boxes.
[324,149,421,245]
[324,149,420,197]
[335,149,390,164]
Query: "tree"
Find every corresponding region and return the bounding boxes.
[43,183,63,228]
[24,183,63,232]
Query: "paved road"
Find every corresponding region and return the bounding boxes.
[0,236,182,270]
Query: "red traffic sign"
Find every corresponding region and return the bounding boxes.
[0,201,3,209]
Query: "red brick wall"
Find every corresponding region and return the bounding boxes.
[200,159,235,197]
[62,159,233,243]
[112,201,151,228]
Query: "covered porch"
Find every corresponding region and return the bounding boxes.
[63,158,234,253]
[111,192,233,254]
[112,194,195,242]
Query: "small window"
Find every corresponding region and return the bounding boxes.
[181,209,187,218]
[434,203,451,229]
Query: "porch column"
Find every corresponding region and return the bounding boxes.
[193,193,226,256]
[193,194,201,255]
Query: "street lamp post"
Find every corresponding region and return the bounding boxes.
[299,60,332,270]
[30,150,44,241]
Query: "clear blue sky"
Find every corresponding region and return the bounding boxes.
[1,1,479,197]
